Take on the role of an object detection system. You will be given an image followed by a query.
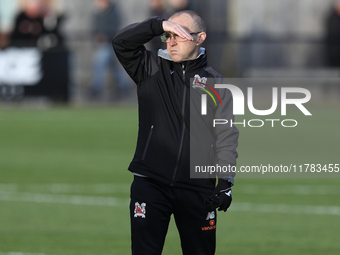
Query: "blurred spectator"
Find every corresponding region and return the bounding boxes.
[148,0,189,51]
[90,0,130,99]
[150,0,168,18]
[0,32,9,49]
[0,31,9,49]
[148,0,171,51]
[167,0,189,12]
[325,1,340,67]
[10,0,65,49]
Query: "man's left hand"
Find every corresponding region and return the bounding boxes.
[205,179,232,212]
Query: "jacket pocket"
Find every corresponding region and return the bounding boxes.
[142,125,154,160]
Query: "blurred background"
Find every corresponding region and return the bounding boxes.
[0,1,339,255]
[1,0,340,104]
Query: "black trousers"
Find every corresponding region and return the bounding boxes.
[130,176,216,255]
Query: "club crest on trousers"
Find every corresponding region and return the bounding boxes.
[134,202,146,218]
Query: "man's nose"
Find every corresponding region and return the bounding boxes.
[168,37,177,46]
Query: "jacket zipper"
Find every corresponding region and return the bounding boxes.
[142,125,154,160]
[171,64,187,185]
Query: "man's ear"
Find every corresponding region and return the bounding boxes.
[196,32,207,46]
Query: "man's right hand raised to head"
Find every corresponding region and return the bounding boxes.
[162,21,194,41]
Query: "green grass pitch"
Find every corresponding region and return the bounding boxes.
[0,106,339,255]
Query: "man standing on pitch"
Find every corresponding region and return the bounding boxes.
[112,10,239,255]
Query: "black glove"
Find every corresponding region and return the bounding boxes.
[205,179,232,212]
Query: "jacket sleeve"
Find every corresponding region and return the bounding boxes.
[214,88,239,178]
[112,17,164,85]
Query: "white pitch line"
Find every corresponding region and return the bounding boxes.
[0,183,339,195]
[236,184,340,195]
[0,252,119,255]
[0,192,129,207]
[0,253,50,255]
[230,203,340,216]
[0,183,130,194]
[0,191,339,216]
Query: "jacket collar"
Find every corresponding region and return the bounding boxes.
[158,47,206,62]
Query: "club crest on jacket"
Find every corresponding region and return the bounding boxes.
[192,74,207,89]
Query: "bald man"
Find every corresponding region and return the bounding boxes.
[113,11,238,255]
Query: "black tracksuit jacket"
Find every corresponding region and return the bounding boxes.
[112,17,239,194]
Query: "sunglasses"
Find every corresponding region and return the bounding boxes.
[161,31,202,43]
